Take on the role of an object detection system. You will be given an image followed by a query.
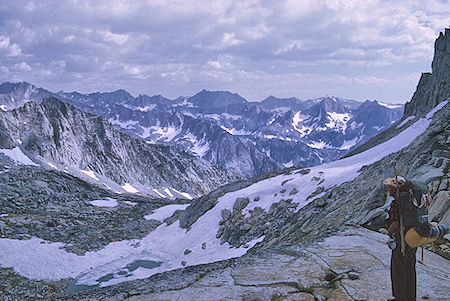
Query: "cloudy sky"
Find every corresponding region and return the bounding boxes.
[0,1,448,103]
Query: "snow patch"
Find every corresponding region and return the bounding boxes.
[292,112,313,137]
[0,105,7,111]
[152,188,167,198]
[122,183,139,193]
[350,121,363,130]
[396,116,416,128]
[144,204,190,221]
[136,104,156,112]
[0,220,263,287]
[139,126,153,139]
[81,170,99,181]
[426,100,448,119]
[283,161,294,168]
[172,99,195,108]
[204,114,220,120]
[222,113,241,120]
[339,137,358,150]
[89,198,118,208]
[220,126,251,136]
[263,135,292,141]
[307,141,331,149]
[183,132,210,157]
[325,112,350,131]
[109,118,139,129]
[163,188,174,198]
[0,147,37,166]
[192,140,210,157]
[122,201,137,206]
[292,112,303,127]
[378,102,403,109]
[151,125,182,142]
[172,188,194,200]
[47,162,58,169]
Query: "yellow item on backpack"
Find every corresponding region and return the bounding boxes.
[405,227,436,248]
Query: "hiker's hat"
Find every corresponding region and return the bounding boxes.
[383,176,406,187]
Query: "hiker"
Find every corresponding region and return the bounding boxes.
[385,175,418,301]
[385,173,449,301]
[383,170,429,301]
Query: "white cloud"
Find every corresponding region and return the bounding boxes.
[11,61,31,71]
[221,32,244,48]
[99,30,128,45]
[63,35,75,43]
[274,40,305,55]
[207,61,223,69]
[0,35,21,56]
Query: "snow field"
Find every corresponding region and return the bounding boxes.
[0,147,38,166]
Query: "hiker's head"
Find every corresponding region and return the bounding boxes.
[383,176,405,188]
[383,176,406,196]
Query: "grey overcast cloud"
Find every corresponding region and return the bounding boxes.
[0,0,449,103]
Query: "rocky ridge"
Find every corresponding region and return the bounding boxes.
[0,82,54,111]
[346,28,449,158]
[0,97,241,198]
[405,28,450,117]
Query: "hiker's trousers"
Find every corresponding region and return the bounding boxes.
[390,243,417,301]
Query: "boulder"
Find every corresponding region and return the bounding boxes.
[221,209,231,221]
[233,197,250,212]
[429,191,450,223]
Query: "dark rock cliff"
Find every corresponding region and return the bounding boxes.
[405,28,450,117]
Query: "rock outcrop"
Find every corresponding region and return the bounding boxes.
[345,28,450,158]
[0,82,55,110]
[405,28,450,116]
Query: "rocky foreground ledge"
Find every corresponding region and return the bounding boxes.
[50,226,447,301]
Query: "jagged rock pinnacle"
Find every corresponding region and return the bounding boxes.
[405,28,450,117]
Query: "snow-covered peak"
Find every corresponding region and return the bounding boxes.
[378,102,403,109]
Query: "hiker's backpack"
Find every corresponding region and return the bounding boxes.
[400,180,449,247]
[398,180,429,228]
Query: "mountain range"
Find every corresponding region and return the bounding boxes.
[0,81,403,178]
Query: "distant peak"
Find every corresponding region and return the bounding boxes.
[0,81,34,89]
[113,89,132,96]
[189,89,247,107]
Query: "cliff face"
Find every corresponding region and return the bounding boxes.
[405,28,450,116]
